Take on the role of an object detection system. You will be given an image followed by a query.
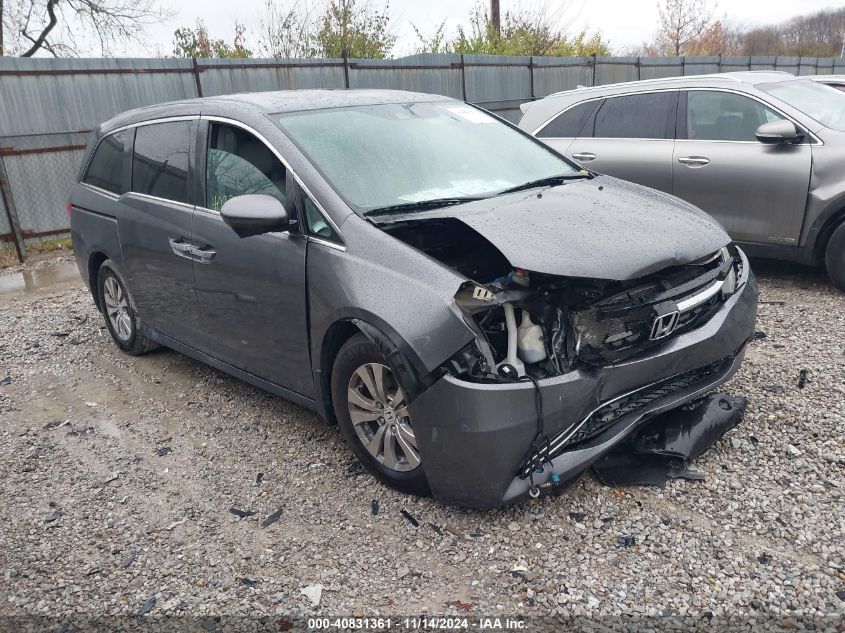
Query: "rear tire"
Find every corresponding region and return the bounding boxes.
[825,221,845,292]
[97,260,158,355]
[331,334,430,496]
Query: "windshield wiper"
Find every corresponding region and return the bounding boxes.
[499,172,591,195]
[365,197,483,217]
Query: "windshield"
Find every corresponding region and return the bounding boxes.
[275,102,580,214]
[759,79,845,132]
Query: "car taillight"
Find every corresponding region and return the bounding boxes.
[67,202,73,217]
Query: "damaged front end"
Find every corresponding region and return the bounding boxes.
[391,217,757,507]
[445,244,742,385]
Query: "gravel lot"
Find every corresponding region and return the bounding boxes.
[0,255,843,627]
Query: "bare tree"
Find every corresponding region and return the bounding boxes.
[1,0,170,57]
[740,7,845,56]
[779,7,845,56]
[741,26,783,55]
[651,0,712,56]
[684,18,744,56]
[258,0,321,58]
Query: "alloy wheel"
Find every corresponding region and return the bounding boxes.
[103,276,132,342]
[346,362,420,472]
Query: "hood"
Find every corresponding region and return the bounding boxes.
[384,176,731,281]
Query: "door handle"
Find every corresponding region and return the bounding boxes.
[190,246,216,264]
[677,156,711,167]
[168,238,194,259]
[571,152,597,162]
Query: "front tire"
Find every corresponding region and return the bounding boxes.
[97,260,158,355]
[825,221,845,292]
[331,334,429,496]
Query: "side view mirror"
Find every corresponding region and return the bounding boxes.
[755,120,800,144]
[220,194,289,238]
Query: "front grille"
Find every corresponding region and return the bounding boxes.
[676,294,720,330]
[519,359,727,478]
[572,252,735,365]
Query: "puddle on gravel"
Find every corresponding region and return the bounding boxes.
[0,261,80,296]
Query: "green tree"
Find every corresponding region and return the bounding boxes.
[259,0,395,59]
[316,0,395,58]
[414,1,610,57]
[411,19,449,54]
[172,19,251,58]
[554,31,613,57]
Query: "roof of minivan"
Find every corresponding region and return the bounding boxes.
[200,88,452,112]
[104,89,450,122]
[99,89,453,134]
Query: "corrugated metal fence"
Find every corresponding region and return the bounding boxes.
[2,53,844,260]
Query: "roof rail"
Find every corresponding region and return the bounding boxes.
[547,71,800,98]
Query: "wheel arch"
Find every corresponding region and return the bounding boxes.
[88,251,110,310]
[316,315,433,425]
[814,208,845,264]
[318,319,362,424]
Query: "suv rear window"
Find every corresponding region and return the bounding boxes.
[132,121,192,203]
[537,100,596,138]
[83,130,128,195]
[593,92,676,139]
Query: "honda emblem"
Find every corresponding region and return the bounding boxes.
[649,309,681,340]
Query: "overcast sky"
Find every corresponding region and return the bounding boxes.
[139,0,845,57]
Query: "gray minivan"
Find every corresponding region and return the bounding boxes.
[70,89,757,507]
[519,72,845,290]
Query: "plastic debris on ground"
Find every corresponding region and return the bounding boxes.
[300,584,323,607]
[400,509,419,527]
[261,508,283,528]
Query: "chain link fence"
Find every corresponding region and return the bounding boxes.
[2,53,844,261]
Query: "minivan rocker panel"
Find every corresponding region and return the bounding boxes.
[70,89,757,508]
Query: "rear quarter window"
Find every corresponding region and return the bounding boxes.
[537,100,597,138]
[82,130,128,195]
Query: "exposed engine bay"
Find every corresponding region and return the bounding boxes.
[383,218,742,383]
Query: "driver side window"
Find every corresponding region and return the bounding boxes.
[686,91,784,142]
[206,123,287,211]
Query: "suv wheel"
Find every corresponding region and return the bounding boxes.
[825,221,845,292]
[97,260,158,355]
[331,334,429,496]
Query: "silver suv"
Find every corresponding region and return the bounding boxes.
[518,72,845,290]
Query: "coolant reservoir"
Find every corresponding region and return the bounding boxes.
[517,310,547,364]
